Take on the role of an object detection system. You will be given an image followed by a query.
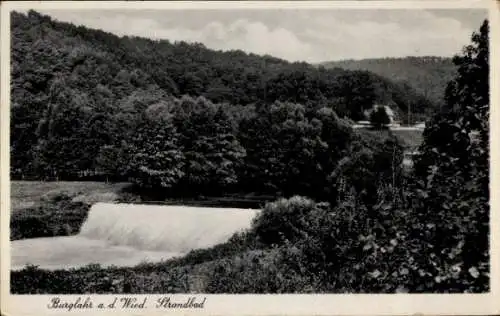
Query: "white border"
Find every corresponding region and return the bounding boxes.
[1,1,499,315]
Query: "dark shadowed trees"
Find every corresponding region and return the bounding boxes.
[10,10,438,181]
[126,113,185,190]
[370,106,391,129]
[172,96,246,195]
[412,20,489,292]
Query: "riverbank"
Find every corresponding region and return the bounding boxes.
[10,181,130,240]
[10,181,275,241]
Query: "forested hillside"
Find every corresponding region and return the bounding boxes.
[321,57,457,107]
[11,10,433,185]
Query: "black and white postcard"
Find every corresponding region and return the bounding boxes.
[1,1,499,315]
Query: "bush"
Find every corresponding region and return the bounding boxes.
[41,189,81,203]
[167,231,263,267]
[204,195,427,293]
[205,248,319,293]
[10,264,194,294]
[252,196,324,246]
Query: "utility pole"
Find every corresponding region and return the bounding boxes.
[407,103,411,126]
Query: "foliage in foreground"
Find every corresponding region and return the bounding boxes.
[410,19,490,292]
[208,190,488,293]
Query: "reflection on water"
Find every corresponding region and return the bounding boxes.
[11,236,182,270]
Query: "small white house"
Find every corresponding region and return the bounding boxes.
[414,122,426,129]
[357,120,371,125]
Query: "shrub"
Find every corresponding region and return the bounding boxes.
[11,263,196,294]
[41,189,81,203]
[251,196,323,246]
[207,194,422,293]
[168,231,263,267]
[205,248,318,294]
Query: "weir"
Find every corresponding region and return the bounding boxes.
[11,203,259,270]
[80,203,259,252]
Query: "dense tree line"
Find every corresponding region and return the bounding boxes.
[88,94,402,204]
[11,10,428,190]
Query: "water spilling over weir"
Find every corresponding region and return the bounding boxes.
[11,203,259,270]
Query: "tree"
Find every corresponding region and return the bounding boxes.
[313,107,354,200]
[126,114,185,190]
[34,85,104,178]
[330,131,403,207]
[238,101,327,197]
[370,106,391,129]
[95,143,133,181]
[411,20,489,292]
[172,96,246,194]
[415,20,488,184]
[335,71,378,120]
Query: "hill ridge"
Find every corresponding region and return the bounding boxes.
[320,56,457,105]
[11,10,434,175]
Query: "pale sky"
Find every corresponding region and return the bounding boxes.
[18,8,487,63]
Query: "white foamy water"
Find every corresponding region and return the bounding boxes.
[11,203,259,270]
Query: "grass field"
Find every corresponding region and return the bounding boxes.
[355,128,424,150]
[10,181,134,240]
[391,129,424,149]
[11,181,132,212]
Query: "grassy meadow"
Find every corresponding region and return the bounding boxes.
[11,181,131,212]
[354,128,423,151]
[391,129,424,150]
[10,181,133,241]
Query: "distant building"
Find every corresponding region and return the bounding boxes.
[414,122,426,129]
[353,105,433,130]
[357,120,371,125]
